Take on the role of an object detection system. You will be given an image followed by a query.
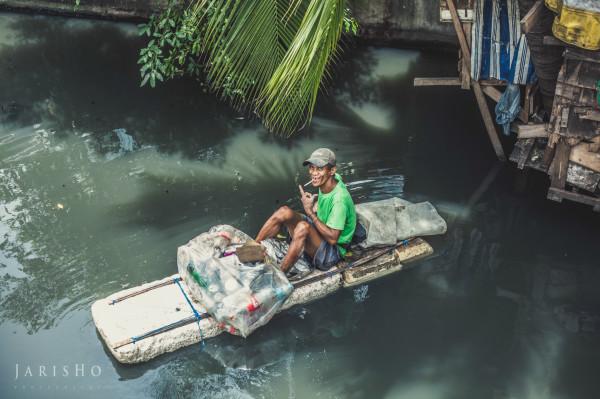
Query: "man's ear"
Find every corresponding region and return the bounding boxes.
[329,166,337,176]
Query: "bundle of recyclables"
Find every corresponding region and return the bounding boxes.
[177,225,293,338]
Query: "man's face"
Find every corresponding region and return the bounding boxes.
[308,164,335,187]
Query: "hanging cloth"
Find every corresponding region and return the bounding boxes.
[471,0,537,85]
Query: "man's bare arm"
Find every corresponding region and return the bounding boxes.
[299,185,340,245]
[306,212,341,245]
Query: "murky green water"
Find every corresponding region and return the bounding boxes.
[1,13,599,399]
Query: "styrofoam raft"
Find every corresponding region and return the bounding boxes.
[92,239,433,364]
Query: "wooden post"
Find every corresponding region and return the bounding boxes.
[549,138,571,193]
[461,22,472,90]
[447,0,506,161]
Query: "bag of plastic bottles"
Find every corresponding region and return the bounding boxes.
[177,225,293,337]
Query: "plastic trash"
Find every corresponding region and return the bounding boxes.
[495,84,522,136]
[177,225,293,337]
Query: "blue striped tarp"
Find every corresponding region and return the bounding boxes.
[471,0,537,85]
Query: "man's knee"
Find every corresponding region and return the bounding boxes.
[273,205,294,222]
[293,221,310,238]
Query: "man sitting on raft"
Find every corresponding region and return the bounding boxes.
[255,148,356,273]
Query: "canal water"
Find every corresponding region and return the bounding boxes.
[1,13,599,399]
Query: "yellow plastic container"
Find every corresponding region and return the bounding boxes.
[551,2,600,50]
[545,0,562,13]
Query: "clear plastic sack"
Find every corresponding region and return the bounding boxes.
[177,225,293,338]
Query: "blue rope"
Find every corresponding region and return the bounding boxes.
[174,277,205,347]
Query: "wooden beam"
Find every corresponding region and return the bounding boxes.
[547,187,600,212]
[517,138,536,169]
[447,0,506,161]
[482,85,501,102]
[472,86,507,161]
[439,0,474,23]
[414,77,462,86]
[512,123,548,139]
[461,22,472,90]
[549,139,572,191]
[570,143,600,173]
[589,136,600,153]
[520,0,544,34]
[414,77,508,87]
[542,133,560,170]
[580,110,600,122]
[447,0,473,72]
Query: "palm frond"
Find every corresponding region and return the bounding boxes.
[258,0,345,135]
[185,0,346,135]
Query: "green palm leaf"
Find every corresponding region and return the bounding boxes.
[258,0,345,135]
[139,0,350,136]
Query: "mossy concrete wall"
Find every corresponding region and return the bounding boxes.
[0,0,457,45]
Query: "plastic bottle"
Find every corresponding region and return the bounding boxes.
[246,289,277,312]
[187,263,208,288]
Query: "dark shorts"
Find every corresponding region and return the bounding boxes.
[302,214,342,271]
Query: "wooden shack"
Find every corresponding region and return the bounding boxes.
[417,0,600,211]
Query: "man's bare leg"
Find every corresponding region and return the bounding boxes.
[256,206,324,272]
[255,206,301,243]
[279,221,308,272]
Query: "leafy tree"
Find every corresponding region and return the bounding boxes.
[138,0,358,136]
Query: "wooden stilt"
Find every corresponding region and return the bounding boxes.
[548,139,572,200]
[460,22,472,90]
[447,0,506,161]
[547,188,600,211]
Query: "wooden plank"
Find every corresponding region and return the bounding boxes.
[447,0,472,72]
[513,123,548,139]
[414,77,462,86]
[580,110,600,122]
[570,143,600,173]
[520,0,544,34]
[413,78,507,87]
[483,85,501,102]
[473,85,507,161]
[461,22,472,90]
[439,0,474,22]
[547,187,600,212]
[543,133,560,170]
[509,140,600,192]
[522,83,537,123]
[517,138,536,169]
[590,136,600,153]
[549,139,572,191]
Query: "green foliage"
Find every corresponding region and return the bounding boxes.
[138,0,358,135]
[343,7,359,35]
[137,1,204,88]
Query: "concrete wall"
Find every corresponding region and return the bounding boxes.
[0,0,457,45]
[350,0,456,45]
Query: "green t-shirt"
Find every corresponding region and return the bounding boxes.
[317,173,356,256]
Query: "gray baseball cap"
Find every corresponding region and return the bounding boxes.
[303,148,336,167]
